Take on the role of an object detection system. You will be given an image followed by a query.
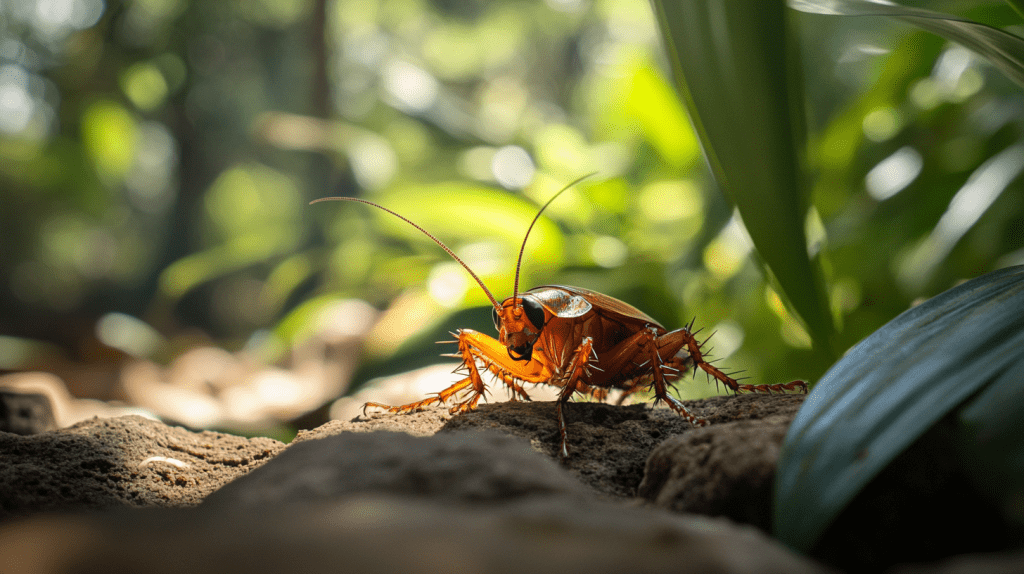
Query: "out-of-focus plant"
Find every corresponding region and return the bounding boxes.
[651,0,837,362]
[646,0,1024,564]
[776,265,1024,566]
[671,0,1024,566]
[2,0,1023,421]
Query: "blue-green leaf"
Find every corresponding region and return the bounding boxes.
[774,265,1024,551]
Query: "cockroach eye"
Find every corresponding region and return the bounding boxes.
[521,297,545,330]
[491,306,501,330]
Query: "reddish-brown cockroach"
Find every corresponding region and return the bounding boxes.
[311,176,806,458]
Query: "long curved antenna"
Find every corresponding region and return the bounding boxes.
[310,196,503,313]
[512,172,597,303]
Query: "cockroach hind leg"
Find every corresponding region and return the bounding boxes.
[663,395,708,427]
[362,400,423,415]
[734,378,809,395]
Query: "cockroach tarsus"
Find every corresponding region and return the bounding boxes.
[311,176,807,459]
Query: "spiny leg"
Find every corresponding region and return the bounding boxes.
[364,328,552,416]
[632,327,707,427]
[363,331,491,415]
[363,375,476,415]
[580,325,706,425]
[485,365,533,402]
[555,337,595,460]
[664,327,807,395]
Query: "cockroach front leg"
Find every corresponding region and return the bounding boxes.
[363,329,550,416]
[554,336,596,460]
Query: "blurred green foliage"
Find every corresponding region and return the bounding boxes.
[1,0,1023,402]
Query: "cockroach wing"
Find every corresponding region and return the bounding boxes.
[538,285,665,329]
[524,287,592,318]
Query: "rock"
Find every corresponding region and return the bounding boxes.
[205,430,592,507]
[0,495,834,574]
[889,549,1024,574]
[298,406,453,439]
[0,425,833,574]
[0,393,838,574]
[0,415,283,521]
[0,390,56,434]
[637,394,804,532]
[438,393,805,500]
[0,371,150,428]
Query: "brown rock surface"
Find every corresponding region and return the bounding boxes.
[0,393,839,574]
[0,494,833,574]
[637,394,803,531]
[205,430,592,507]
[0,416,833,574]
[434,393,803,500]
[0,415,283,520]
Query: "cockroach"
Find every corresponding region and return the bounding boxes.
[311,176,807,458]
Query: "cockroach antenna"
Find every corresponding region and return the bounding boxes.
[511,172,597,305]
[308,195,504,313]
[311,173,597,313]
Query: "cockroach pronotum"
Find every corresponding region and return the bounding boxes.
[312,176,807,458]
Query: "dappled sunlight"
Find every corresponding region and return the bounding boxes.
[1,0,1022,437]
[703,214,754,283]
[865,145,922,200]
[898,142,1024,292]
[121,298,376,430]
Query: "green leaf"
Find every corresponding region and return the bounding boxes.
[791,0,1024,90]
[774,265,1024,551]
[650,0,836,357]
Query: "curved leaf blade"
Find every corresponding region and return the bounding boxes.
[774,265,1024,551]
[651,0,836,356]
[791,0,1024,90]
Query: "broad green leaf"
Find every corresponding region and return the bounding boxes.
[791,0,1024,90]
[774,265,1024,551]
[650,0,836,356]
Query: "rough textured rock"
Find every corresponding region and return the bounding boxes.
[0,390,56,434]
[0,425,833,574]
[890,550,1024,574]
[205,430,592,507]
[0,415,283,520]
[637,395,803,532]
[437,393,806,499]
[0,495,833,574]
[297,406,452,440]
[4,392,1022,573]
